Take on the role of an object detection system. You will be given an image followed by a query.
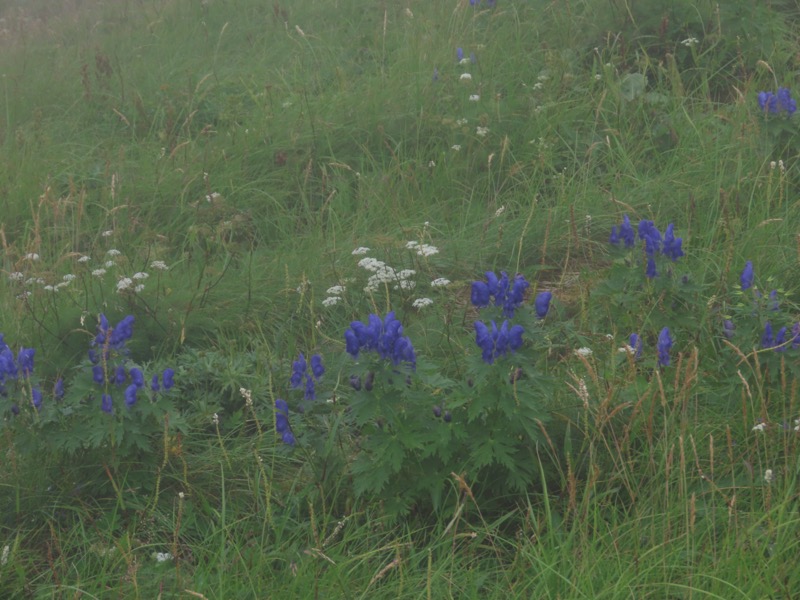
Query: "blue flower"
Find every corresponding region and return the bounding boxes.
[471,271,530,317]
[310,354,325,379]
[722,319,735,339]
[740,261,754,291]
[31,388,42,411]
[345,329,360,358]
[101,393,113,414]
[661,223,684,261]
[474,320,524,364]
[471,281,491,307]
[645,257,658,279]
[124,384,138,408]
[344,312,416,368]
[775,326,788,352]
[657,327,673,367]
[130,367,144,388]
[769,290,780,311]
[17,348,34,377]
[638,220,661,255]
[54,378,64,400]
[92,365,105,385]
[275,399,295,446]
[505,274,530,317]
[456,47,464,62]
[290,353,306,388]
[629,333,643,358]
[758,88,796,115]
[762,322,775,349]
[162,368,175,390]
[610,215,636,248]
[304,374,316,401]
[0,347,17,379]
[534,291,552,319]
[151,374,160,392]
[114,365,126,385]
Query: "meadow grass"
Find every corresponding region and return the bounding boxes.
[1,0,800,597]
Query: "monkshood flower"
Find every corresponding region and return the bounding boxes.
[275,399,295,446]
[311,354,325,379]
[90,314,135,362]
[474,320,524,364]
[657,327,673,367]
[345,312,416,368]
[769,290,780,311]
[162,368,175,390]
[722,319,735,339]
[740,261,754,291]
[638,220,661,255]
[290,353,324,401]
[290,353,307,389]
[775,326,788,352]
[471,271,530,317]
[31,388,42,411]
[101,393,113,414]
[629,333,643,358]
[124,384,138,408]
[129,367,144,388]
[646,257,658,279]
[54,378,64,400]
[661,223,684,261]
[17,348,34,377]
[609,214,636,248]
[457,47,464,62]
[534,291,552,319]
[758,88,797,116]
[762,322,775,349]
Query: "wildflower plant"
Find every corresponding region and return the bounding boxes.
[314,266,558,514]
[0,315,183,473]
[596,214,702,336]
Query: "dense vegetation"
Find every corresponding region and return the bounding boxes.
[1,0,800,597]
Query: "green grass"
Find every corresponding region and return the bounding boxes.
[2,0,800,597]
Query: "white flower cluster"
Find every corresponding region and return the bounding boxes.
[322,284,346,307]
[405,241,439,257]
[412,297,433,309]
[431,278,450,287]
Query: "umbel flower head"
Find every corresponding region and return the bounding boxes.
[758,88,797,116]
[471,271,530,317]
[474,320,524,364]
[345,312,416,368]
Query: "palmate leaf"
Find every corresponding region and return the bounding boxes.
[470,434,518,472]
[351,454,389,497]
